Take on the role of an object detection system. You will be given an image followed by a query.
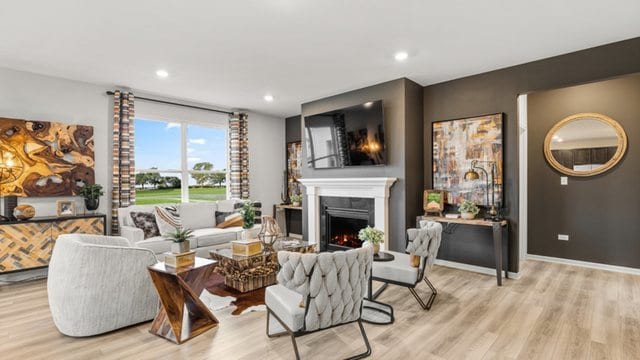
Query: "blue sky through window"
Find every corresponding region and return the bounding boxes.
[135,118,227,174]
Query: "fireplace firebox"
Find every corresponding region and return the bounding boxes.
[319,196,375,252]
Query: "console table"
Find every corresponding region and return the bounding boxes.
[418,216,508,286]
[0,213,106,273]
[274,204,302,237]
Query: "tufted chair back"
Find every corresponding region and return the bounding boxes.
[406,221,443,269]
[276,247,373,332]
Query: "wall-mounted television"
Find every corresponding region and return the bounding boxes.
[304,100,385,169]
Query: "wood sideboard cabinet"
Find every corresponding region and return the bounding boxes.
[0,213,106,273]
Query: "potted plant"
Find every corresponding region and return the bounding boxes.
[458,200,480,220]
[166,227,194,254]
[240,201,259,240]
[79,184,104,211]
[290,194,302,207]
[358,226,384,255]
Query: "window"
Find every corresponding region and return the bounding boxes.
[134,118,228,204]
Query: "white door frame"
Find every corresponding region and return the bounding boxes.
[517,94,528,264]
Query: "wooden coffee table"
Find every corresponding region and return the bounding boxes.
[210,239,316,293]
[147,257,219,344]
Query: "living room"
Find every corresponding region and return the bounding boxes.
[1,2,640,359]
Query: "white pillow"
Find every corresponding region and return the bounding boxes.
[179,202,218,230]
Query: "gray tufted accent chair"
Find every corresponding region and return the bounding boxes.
[265,246,373,359]
[371,221,443,310]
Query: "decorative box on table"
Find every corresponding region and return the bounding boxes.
[164,251,196,268]
[231,239,263,257]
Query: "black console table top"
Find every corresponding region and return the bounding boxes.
[0,213,107,225]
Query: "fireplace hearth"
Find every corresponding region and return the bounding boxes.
[320,196,374,252]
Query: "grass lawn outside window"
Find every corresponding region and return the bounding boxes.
[136,187,226,204]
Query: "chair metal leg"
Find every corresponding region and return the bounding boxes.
[345,320,372,360]
[266,309,288,338]
[408,277,437,310]
[371,282,388,300]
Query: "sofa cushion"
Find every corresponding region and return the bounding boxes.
[118,204,161,227]
[180,202,217,230]
[192,228,239,247]
[154,205,181,236]
[372,251,419,285]
[135,236,197,254]
[129,211,160,239]
[265,284,305,332]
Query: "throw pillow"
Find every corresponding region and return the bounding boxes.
[129,211,160,239]
[155,205,182,236]
[215,210,237,225]
[216,212,243,229]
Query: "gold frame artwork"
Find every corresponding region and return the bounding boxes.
[423,189,445,216]
[544,113,627,177]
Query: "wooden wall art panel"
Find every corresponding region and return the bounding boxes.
[0,117,95,197]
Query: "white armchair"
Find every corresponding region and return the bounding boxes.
[371,221,443,310]
[266,247,373,359]
[47,234,159,337]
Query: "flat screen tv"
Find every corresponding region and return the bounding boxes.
[304,100,385,169]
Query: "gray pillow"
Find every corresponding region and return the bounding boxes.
[129,211,160,239]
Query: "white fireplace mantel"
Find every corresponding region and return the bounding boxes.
[298,177,397,249]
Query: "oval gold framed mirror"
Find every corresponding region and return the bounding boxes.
[544,113,627,177]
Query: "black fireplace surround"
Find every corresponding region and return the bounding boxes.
[319,196,375,252]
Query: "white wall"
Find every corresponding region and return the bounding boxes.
[0,67,285,223]
[0,67,111,217]
[248,111,285,217]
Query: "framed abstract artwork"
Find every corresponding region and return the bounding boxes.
[432,113,503,206]
[0,117,95,197]
[286,141,302,199]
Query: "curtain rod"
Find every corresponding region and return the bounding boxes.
[105,91,234,116]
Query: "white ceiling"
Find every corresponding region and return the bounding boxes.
[1,1,639,118]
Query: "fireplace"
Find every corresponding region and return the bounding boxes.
[320,196,374,252]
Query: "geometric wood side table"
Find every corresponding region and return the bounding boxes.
[148,257,219,344]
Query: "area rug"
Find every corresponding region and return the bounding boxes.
[201,273,266,315]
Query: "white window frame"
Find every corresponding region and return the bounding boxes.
[135,117,229,203]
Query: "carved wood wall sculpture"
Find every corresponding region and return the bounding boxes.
[0,117,95,197]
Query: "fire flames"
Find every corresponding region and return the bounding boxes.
[331,233,361,249]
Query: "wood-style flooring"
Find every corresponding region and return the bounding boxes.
[1,260,639,360]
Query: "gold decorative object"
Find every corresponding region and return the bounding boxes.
[544,113,627,177]
[231,239,263,257]
[164,250,196,268]
[13,204,35,220]
[464,160,499,219]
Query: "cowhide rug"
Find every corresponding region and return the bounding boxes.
[200,273,266,315]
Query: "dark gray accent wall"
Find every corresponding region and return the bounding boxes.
[423,37,640,273]
[301,78,423,251]
[528,74,640,267]
[285,115,301,143]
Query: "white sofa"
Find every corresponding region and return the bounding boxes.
[48,234,158,336]
[118,200,259,258]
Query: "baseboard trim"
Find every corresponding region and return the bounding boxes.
[526,254,640,275]
[434,259,520,280]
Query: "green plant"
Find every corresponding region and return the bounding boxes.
[165,227,194,243]
[240,201,255,230]
[358,226,384,245]
[79,184,104,200]
[290,194,302,203]
[458,200,480,215]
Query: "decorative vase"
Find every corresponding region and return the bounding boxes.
[373,243,380,255]
[292,201,301,207]
[242,227,260,240]
[171,240,190,254]
[13,204,36,220]
[461,212,476,220]
[84,198,99,211]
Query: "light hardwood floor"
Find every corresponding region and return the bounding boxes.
[1,260,639,360]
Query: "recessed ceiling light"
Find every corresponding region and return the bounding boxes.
[363,101,373,108]
[264,94,274,102]
[156,69,169,78]
[557,138,563,142]
[394,51,409,62]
